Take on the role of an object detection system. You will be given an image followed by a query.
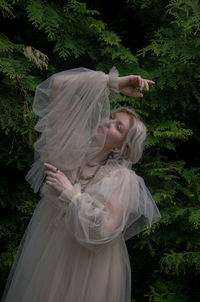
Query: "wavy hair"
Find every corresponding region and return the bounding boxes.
[111,107,147,164]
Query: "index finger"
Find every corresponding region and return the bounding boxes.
[145,79,155,85]
[44,162,56,170]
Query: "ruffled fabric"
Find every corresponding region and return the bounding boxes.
[25,67,119,193]
[2,163,161,302]
[1,67,161,302]
[39,161,161,249]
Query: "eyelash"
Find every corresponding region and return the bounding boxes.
[117,124,121,130]
[110,114,122,131]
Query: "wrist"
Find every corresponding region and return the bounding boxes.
[59,184,82,203]
[118,76,131,91]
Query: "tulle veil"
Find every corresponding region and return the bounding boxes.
[1,67,161,302]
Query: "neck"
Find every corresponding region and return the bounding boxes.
[88,148,111,164]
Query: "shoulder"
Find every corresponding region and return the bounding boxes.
[88,160,138,191]
[102,161,137,186]
[107,165,147,198]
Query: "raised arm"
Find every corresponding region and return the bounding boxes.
[26,67,155,194]
[49,68,155,106]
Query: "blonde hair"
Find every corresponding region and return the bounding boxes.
[111,107,147,164]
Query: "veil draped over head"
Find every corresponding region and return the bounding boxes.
[25,67,119,193]
[25,66,161,243]
[0,66,161,302]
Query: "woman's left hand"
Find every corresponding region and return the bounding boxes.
[44,163,73,193]
[118,75,155,97]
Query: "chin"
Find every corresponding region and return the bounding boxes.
[91,130,105,147]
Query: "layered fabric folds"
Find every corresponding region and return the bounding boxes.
[2,162,161,302]
[53,164,161,249]
[25,67,119,193]
[1,67,161,302]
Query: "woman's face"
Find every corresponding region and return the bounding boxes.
[95,111,131,151]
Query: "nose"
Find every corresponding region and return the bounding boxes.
[105,118,115,129]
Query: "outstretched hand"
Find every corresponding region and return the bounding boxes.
[44,163,73,193]
[118,75,155,98]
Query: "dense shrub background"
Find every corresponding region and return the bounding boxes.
[0,0,200,301]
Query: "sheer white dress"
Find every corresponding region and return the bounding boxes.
[1,67,161,302]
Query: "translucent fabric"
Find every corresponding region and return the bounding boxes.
[56,161,161,246]
[1,161,161,302]
[25,67,119,193]
[1,67,161,302]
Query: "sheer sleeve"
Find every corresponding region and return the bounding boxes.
[25,67,119,193]
[56,168,161,252]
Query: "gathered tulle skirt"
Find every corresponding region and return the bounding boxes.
[1,196,132,302]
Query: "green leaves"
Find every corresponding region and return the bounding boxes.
[188,209,200,229]
[63,0,100,16]
[26,0,44,27]
[0,34,19,54]
[147,277,189,302]
[167,0,200,34]
[160,250,200,275]
[145,121,193,151]
[25,0,137,63]
[0,1,200,301]
[0,0,15,17]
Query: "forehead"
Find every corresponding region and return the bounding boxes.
[112,111,132,130]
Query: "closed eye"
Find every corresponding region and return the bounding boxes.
[117,122,123,132]
[110,113,124,133]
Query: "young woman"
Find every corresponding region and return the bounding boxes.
[1,67,161,302]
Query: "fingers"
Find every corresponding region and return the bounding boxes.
[139,78,145,91]
[137,76,146,93]
[44,163,61,187]
[139,78,155,92]
[44,163,62,178]
[119,75,155,97]
[45,180,56,188]
[133,75,155,91]
[44,162,58,172]
[44,170,60,177]
[44,167,59,189]
[44,169,57,184]
[146,79,155,85]
[46,176,56,182]
[132,91,143,98]
[132,77,155,97]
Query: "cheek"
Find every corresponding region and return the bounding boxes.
[92,132,105,147]
[91,126,107,146]
[106,129,123,146]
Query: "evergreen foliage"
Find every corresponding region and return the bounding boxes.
[0,0,199,301]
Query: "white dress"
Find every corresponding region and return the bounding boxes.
[1,68,161,302]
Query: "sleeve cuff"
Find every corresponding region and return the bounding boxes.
[58,183,82,203]
[107,66,119,96]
